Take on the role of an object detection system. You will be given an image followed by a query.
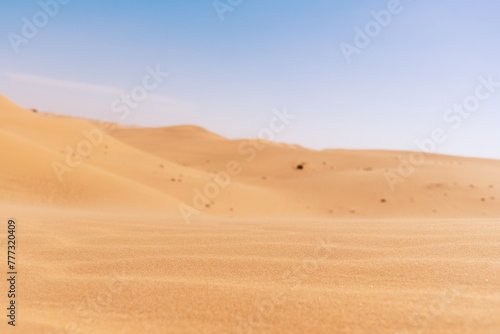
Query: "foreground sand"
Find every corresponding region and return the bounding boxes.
[2,208,499,333]
[1,94,500,333]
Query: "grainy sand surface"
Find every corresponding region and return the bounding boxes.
[1,95,499,333]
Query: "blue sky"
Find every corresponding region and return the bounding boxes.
[1,0,500,159]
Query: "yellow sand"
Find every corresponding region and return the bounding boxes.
[1,94,499,333]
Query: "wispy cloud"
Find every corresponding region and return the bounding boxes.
[3,72,198,122]
[5,72,123,95]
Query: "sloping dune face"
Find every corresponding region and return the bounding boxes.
[114,125,500,219]
[2,94,500,218]
[1,94,500,334]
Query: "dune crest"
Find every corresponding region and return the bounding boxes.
[1,94,500,219]
[2,94,500,334]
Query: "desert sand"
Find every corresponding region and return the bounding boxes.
[1,94,499,333]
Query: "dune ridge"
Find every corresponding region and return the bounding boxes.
[1,94,500,334]
[1,94,500,219]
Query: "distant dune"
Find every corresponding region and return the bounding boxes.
[2,94,500,219]
[1,94,499,333]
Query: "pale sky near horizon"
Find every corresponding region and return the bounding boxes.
[1,0,499,159]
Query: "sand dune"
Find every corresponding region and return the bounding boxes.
[1,94,500,333]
